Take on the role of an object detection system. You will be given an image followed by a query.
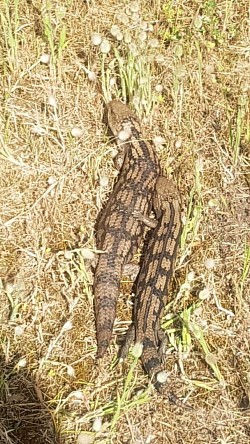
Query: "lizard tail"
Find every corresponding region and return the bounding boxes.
[94,269,121,358]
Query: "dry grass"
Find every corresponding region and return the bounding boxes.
[0,1,249,443]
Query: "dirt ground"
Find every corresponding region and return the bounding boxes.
[0,1,249,443]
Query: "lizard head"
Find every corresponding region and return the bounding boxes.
[107,100,138,137]
[154,176,179,210]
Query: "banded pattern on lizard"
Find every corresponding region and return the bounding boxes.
[94,100,161,358]
[120,176,182,392]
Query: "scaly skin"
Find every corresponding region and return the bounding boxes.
[94,100,161,358]
[120,176,182,393]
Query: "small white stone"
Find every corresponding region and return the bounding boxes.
[138,31,147,41]
[193,305,203,316]
[194,16,203,29]
[64,250,74,260]
[40,53,50,64]
[5,282,14,294]
[48,94,57,108]
[100,39,111,54]
[62,320,73,332]
[183,281,191,291]
[71,127,84,138]
[187,271,195,282]
[129,2,140,13]
[140,21,148,31]
[175,44,183,58]
[99,175,109,187]
[48,176,57,185]
[118,129,131,141]
[175,137,182,149]
[116,12,129,25]
[92,416,102,432]
[204,258,215,270]
[124,31,132,44]
[196,157,204,172]
[156,371,168,384]
[110,25,120,37]
[70,390,85,400]
[148,23,154,32]
[132,342,143,358]
[205,64,215,75]
[67,365,75,377]
[15,326,24,336]
[155,84,163,93]
[17,358,27,368]
[153,135,166,146]
[91,33,102,46]
[165,312,174,320]
[88,71,97,82]
[111,148,119,158]
[199,287,210,300]
[31,125,46,135]
[116,31,123,41]
[131,12,140,21]
[208,198,219,208]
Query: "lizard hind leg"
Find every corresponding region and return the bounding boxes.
[118,324,136,361]
[157,326,167,361]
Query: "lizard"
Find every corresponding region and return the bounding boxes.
[94,100,161,358]
[120,175,182,393]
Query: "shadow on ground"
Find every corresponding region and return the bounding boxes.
[0,354,60,444]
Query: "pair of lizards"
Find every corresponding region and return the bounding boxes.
[94,100,182,393]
